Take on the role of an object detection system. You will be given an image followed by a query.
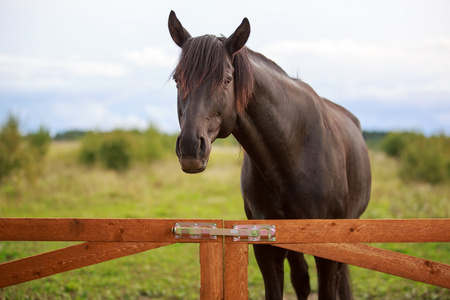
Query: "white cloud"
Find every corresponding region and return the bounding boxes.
[0,55,129,77]
[0,54,134,95]
[262,38,450,74]
[0,54,129,90]
[261,38,450,104]
[414,77,450,93]
[122,46,178,69]
[0,77,69,90]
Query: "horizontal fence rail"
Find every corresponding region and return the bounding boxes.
[224,219,450,243]
[1,218,449,243]
[0,218,222,242]
[0,218,449,298]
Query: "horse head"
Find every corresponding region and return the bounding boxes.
[168,11,251,173]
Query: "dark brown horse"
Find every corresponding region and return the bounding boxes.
[168,11,371,300]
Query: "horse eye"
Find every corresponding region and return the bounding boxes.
[173,75,179,84]
[224,76,233,85]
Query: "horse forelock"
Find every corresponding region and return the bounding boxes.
[173,34,253,113]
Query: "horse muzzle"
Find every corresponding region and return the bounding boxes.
[176,134,211,174]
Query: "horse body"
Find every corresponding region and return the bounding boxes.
[234,52,371,299]
[168,11,371,300]
[236,52,370,222]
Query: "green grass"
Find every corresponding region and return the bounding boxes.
[0,142,449,299]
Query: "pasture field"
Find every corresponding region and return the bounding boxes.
[0,141,449,299]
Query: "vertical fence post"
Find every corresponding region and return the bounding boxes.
[200,242,224,299]
[224,241,248,300]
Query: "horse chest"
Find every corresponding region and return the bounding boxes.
[241,156,347,219]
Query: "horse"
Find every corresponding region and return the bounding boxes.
[168,10,371,300]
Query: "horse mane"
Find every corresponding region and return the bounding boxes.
[173,34,253,113]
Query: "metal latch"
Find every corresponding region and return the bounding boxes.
[172,222,276,242]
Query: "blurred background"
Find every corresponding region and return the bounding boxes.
[1,1,449,299]
[1,0,449,135]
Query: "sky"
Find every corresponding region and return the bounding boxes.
[1,0,449,136]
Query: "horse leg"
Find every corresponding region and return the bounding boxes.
[337,263,353,300]
[287,251,310,300]
[314,257,340,300]
[253,244,288,300]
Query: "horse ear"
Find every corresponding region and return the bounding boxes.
[225,18,251,56]
[168,10,191,48]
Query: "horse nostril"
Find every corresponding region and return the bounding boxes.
[199,136,207,158]
[176,134,206,159]
[175,136,181,157]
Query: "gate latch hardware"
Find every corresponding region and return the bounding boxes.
[172,223,276,242]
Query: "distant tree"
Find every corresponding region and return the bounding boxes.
[381,131,450,184]
[0,115,51,184]
[27,126,51,156]
[79,132,100,166]
[362,131,388,150]
[0,115,21,183]
[99,131,131,171]
[78,126,176,171]
[381,132,408,157]
[54,130,86,141]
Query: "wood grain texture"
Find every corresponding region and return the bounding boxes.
[225,219,450,243]
[224,240,248,300]
[200,243,223,299]
[1,218,449,293]
[276,243,450,289]
[0,241,172,288]
[2,218,448,243]
[0,218,222,242]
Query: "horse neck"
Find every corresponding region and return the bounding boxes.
[232,53,326,184]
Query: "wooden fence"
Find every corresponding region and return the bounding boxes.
[0,218,449,299]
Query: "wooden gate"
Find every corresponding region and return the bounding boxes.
[1,218,449,299]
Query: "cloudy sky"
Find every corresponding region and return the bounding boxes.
[1,0,449,135]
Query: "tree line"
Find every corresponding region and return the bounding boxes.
[1,115,448,184]
[381,132,450,184]
[0,115,51,183]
